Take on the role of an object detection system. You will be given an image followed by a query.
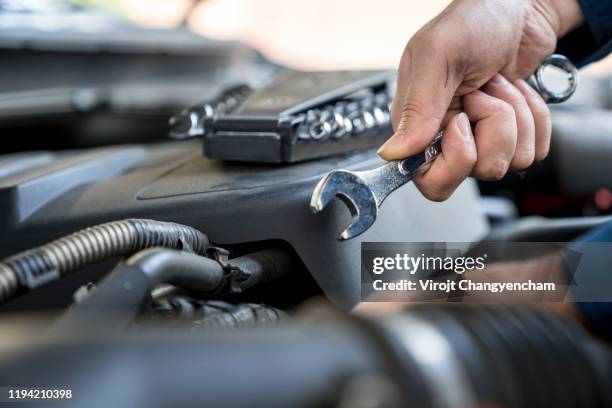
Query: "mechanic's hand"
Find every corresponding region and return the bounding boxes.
[378,0,583,201]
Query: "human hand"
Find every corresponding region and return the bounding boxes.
[379,0,583,201]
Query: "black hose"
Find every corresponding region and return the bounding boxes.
[126,248,224,293]
[0,219,209,303]
[227,248,294,290]
[52,247,294,333]
[373,305,612,408]
[51,248,225,333]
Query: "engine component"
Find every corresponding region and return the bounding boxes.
[51,247,294,332]
[51,248,224,333]
[0,140,488,310]
[1,305,609,408]
[213,247,294,291]
[151,299,285,330]
[375,305,611,408]
[199,69,395,163]
[0,219,209,303]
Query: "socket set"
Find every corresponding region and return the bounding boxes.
[170,69,396,163]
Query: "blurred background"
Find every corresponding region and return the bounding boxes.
[8,0,609,72]
[186,0,612,74]
[0,0,610,153]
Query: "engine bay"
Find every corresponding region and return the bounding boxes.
[0,2,611,407]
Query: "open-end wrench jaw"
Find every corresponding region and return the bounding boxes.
[310,129,444,241]
[310,170,378,241]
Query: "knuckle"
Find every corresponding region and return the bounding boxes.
[422,187,452,202]
[493,100,515,119]
[408,26,428,45]
[541,36,557,57]
[417,179,453,202]
[457,146,478,167]
[535,144,551,162]
[531,98,551,121]
[397,98,442,133]
[476,158,509,181]
[415,24,446,52]
[538,117,552,139]
[537,118,553,141]
[429,23,462,53]
[508,90,528,107]
[428,36,452,59]
[511,148,535,170]
[400,98,430,120]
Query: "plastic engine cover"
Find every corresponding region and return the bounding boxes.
[0,140,488,309]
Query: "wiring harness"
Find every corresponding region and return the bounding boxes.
[0,219,209,303]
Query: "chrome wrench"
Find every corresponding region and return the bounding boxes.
[310,54,578,240]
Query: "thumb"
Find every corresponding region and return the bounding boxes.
[378,54,457,160]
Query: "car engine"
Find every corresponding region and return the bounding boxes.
[0,2,610,407]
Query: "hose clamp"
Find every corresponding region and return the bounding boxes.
[206,247,250,293]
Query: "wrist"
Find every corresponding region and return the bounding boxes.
[545,0,584,37]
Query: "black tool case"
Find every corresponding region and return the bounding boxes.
[202,70,396,163]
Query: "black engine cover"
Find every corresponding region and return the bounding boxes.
[0,140,487,308]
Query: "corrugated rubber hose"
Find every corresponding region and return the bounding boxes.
[0,219,209,303]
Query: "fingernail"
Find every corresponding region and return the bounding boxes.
[377,140,388,154]
[456,112,472,139]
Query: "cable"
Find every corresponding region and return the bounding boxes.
[52,247,294,332]
[0,219,209,303]
[51,248,225,333]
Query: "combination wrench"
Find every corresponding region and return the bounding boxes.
[310,54,578,240]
